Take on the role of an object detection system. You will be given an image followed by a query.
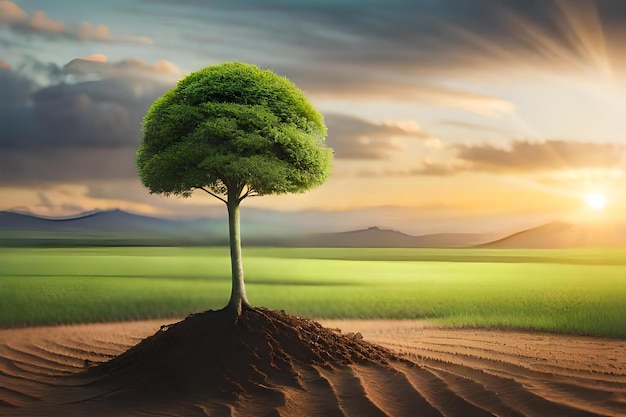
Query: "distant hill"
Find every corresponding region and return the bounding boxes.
[0,210,225,246]
[483,220,626,248]
[288,226,492,248]
[0,209,175,233]
[0,211,491,247]
[9,209,626,249]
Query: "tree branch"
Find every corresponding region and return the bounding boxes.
[197,187,227,204]
[238,185,259,202]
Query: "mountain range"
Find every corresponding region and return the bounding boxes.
[1,209,624,248]
[0,209,495,247]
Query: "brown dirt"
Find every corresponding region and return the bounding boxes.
[0,311,624,417]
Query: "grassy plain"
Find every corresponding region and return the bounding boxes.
[1,247,625,337]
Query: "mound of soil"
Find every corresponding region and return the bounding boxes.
[3,317,623,416]
[88,307,394,405]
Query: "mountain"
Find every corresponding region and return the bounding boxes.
[0,211,61,231]
[8,210,626,249]
[0,209,175,233]
[0,210,224,246]
[287,226,492,248]
[483,220,626,248]
[0,211,491,247]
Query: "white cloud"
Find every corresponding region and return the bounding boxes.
[0,1,152,44]
[64,57,184,82]
[325,114,437,159]
[76,21,152,44]
[27,10,64,34]
[0,0,26,24]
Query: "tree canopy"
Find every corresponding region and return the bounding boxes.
[136,62,332,200]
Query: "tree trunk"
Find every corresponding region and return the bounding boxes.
[225,197,250,316]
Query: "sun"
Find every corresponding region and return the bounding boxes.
[585,193,607,211]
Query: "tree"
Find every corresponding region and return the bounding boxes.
[136,62,333,316]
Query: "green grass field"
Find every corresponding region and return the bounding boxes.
[1,247,625,337]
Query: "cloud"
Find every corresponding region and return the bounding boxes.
[63,56,184,82]
[453,140,626,172]
[27,10,64,34]
[355,159,465,178]
[361,139,626,177]
[407,160,463,176]
[3,182,163,218]
[291,66,515,116]
[147,0,626,77]
[79,54,108,63]
[438,120,512,136]
[75,21,152,44]
[0,0,26,24]
[75,21,114,41]
[324,113,435,159]
[0,59,11,70]
[0,149,138,184]
[0,56,181,184]
[145,1,615,115]
[0,1,151,44]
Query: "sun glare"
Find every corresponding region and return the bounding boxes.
[585,193,607,210]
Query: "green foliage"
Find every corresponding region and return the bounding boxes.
[136,62,332,198]
[2,247,626,337]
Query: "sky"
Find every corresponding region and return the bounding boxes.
[1,0,626,235]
